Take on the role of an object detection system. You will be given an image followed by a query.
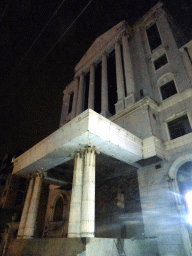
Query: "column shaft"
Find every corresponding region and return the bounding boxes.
[17,177,34,238]
[88,64,95,110]
[23,174,43,239]
[76,73,84,115]
[71,79,79,119]
[122,34,135,95]
[81,147,96,237]
[115,41,125,101]
[101,54,109,116]
[68,152,83,237]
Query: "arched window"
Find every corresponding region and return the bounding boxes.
[169,156,192,255]
[177,162,192,221]
[53,197,64,222]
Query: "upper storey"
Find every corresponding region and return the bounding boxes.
[60,2,192,127]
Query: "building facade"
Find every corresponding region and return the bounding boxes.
[7,2,192,255]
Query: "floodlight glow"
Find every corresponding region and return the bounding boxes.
[185,191,192,225]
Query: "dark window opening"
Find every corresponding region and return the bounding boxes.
[154,54,168,70]
[107,50,117,115]
[94,62,102,114]
[140,89,144,98]
[120,44,127,97]
[146,23,162,51]
[160,80,177,100]
[168,115,192,140]
[53,197,64,222]
[84,72,90,111]
[68,92,74,114]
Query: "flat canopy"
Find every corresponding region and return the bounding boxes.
[13,109,143,176]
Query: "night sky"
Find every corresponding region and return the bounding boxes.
[0,0,192,160]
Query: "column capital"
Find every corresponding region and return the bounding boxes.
[84,146,100,155]
[33,171,45,179]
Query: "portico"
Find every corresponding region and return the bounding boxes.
[13,109,144,239]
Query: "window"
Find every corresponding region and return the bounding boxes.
[154,54,168,70]
[168,115,192,140]
[146,23,162,51]
[160,80,177,100]
[68,92,74,114]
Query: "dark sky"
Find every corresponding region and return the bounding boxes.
[0,0,192,160]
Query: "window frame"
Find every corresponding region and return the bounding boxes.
[145,22,163,53]
[153,52,168,71]
[157,73,178,101]
[166,112,192,141]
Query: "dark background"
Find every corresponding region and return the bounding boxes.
[0,0,192,160]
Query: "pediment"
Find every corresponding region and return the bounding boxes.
[75,21,131,74]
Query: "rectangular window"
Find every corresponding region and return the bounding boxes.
[68,92,74,114]
[154,54,168,70]
[160,80,177,100]
[168,115,192,140]
[146,23,162,51]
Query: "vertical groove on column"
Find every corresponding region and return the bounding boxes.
[115,41,125,101]
[23,173,43,239]
[68,152,83,237]
[17,176,34,239]
[81,147,96,237]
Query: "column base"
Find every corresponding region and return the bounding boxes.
[124,93,135,108]
[23,236,33,239]
[100,110,111,118]
[68,233,81,238]
[115,99,124,114]
[81,233,94,237]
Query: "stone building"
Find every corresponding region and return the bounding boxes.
[7,2,192,255]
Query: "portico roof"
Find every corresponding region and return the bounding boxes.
[13,109,143,176]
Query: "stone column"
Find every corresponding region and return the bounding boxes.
[68,152,83,237]
[71,78,79,119]
[76,73,85,115]
[88,64,95,110]
[81,147,96,237]
[23,173,43,239]
[17,176,34,239]
[101,53,110,117]
[122,33,135,96]
[115,40,125,101]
